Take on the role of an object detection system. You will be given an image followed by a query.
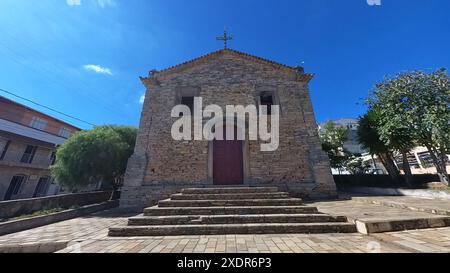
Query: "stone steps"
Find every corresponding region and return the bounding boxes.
[128,214,349,225]
[109,222,357,236]
[110,186,356,236]
[144,206,319,216]
[181,187,279,194]
[158,198,304,207]
[171,192,290,200]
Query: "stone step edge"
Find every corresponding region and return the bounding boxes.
[158,198,304,206]
[354,216,450,234]
[143,206,320,216]
[109,222,357,236]
[128,214,349,225]
[181,187,279,193]
[171,192,290,200]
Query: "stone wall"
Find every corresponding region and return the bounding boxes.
[120,50,336,208]
[0,191,112,219]
[334,174,450,189]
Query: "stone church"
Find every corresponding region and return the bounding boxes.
[120,48,336,208]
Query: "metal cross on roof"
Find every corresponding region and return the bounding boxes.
[216,30,233,49]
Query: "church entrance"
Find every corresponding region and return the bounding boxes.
[213,126,244,185]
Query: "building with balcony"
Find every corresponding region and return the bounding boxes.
[0,95,81,201]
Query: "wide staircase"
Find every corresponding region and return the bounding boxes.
[109,187,357,236]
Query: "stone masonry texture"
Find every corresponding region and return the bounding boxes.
[120,49,336,208]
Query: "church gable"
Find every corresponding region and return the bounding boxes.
[141,49,313,86]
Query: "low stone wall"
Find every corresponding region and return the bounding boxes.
[0,200,119,236]
[333,174,448,189]
[0,191,113,219]
[345,187,450,200]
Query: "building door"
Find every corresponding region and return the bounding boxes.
[213,126,244,185]
[4,175,26,201]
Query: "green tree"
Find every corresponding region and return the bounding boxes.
[346,158,372,175]
[319,121,352,173]
[357,110,400,179]
[51,126,138,193]
[369,69,450,185]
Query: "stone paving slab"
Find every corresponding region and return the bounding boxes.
[350,195,450,216]
[373,227,450,253]
[56,233,405,253]
[312,199,448,222]
[2,198,450,253]
[0,209,134,249]
[312,199,450,234]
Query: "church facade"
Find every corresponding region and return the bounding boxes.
[120,49,336,208]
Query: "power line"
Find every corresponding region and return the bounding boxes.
[0,88,97,127]
[0,35,136,121]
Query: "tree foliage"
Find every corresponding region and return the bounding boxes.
[368,68,450,184]
[346,158,372,175]
[51,126,138,191]
[319,121,352,171]
[357,110,400,178]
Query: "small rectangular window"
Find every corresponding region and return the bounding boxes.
[260,92,274,115]
[181,96,194,114]
[21,145,37,164]
[30,117,48,130]
[50,151,56,165]
[58,127,72,138]
[0,139,10,160]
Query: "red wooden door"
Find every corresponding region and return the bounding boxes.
[213,127,244,185]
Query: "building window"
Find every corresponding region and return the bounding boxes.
[259,92,275,115]
[181,96,194,114]
[50,151,57,165]
[175,87,200,115]
[4,175,26,200]
[21,145,37,164]
[33,176,50,198]
[58,127,72,138]
[0,139,10,160]
[30,117,48,130]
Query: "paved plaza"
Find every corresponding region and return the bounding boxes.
[1,195,450,253]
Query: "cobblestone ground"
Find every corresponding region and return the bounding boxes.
[1,197,450,253]
[373,228,450,253]
[57,233,404,253]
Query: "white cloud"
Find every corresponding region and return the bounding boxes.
[96,0,116,8]
[66,0,81,6]
[139,94,146,104]
[82,64,113,75]
[66,0,117,8]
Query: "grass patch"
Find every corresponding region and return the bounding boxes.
[0,205,84,223]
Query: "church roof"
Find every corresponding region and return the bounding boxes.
[142,48,313,82]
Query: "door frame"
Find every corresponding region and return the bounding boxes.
[207,119,250,184]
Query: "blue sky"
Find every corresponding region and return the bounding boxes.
[0,0,449,130]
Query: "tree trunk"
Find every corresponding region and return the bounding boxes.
[438,148,450,185]
[401,150,413,187]
[378,153,399,179]
[426,145,450,186]
[371,154,378,170]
